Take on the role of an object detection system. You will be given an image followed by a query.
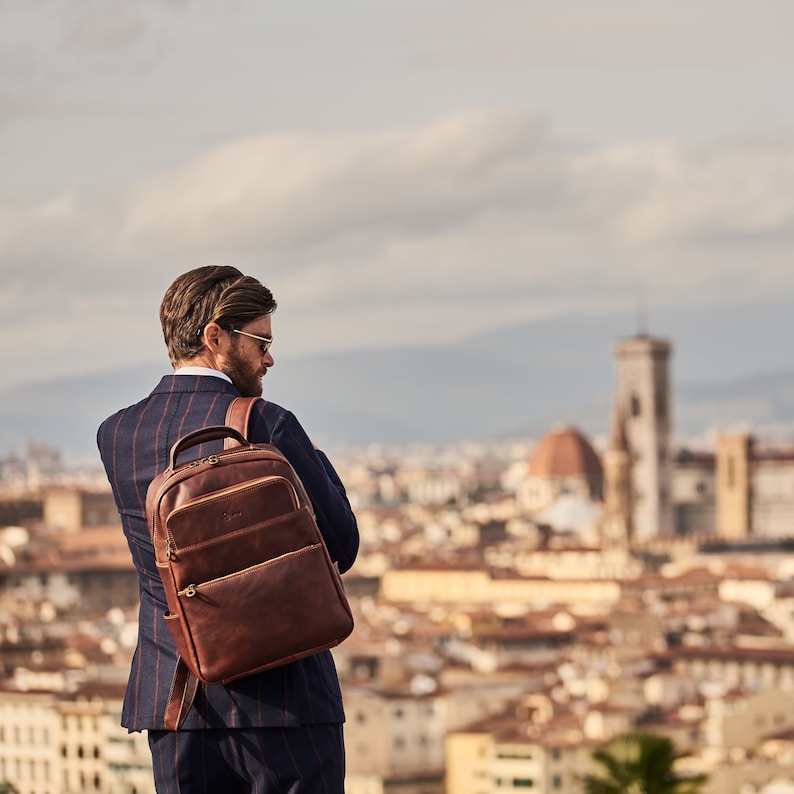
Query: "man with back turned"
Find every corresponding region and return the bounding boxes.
[97,265,359,793]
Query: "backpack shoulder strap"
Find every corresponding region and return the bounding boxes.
[223,397,263,449]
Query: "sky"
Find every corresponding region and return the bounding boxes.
[2,0,794,388]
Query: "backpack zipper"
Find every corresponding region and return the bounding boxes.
[164,475,300,555]
[177,545,317,598]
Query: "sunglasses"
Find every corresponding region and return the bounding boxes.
[230,329,273,356]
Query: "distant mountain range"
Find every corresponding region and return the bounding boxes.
[3,302,794,462]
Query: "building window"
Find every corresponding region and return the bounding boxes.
[655,389,666,419]
[553,775,562,788]
[513,779,534,788]
[631,394,641,417]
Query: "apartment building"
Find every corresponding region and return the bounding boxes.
[345,685,446,794]
[445,704,596,794]
[0,684,153,794]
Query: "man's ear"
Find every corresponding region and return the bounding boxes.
[201,321,225,351]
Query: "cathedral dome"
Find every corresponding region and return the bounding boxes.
[528,425,603,480]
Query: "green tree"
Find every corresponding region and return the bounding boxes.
[580,732,708,794]
[0,782,19,794]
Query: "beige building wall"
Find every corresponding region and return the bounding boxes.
[0,689,154,794]
[59,698,109,794]
[0,692,60,794]
[704,688,794,751]
[346,775,386,794]
[703,760,794,794]
[104,717,157,794]
[381,568,621,608]
[43,489,84,532]
[445,733,491,794]
[445,732,593,794]
[43,489,119,532]
[753,459,794,538]
[672,654,794,694]
[345,688,446,788]
[716,434,753,540]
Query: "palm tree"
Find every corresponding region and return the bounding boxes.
[580,731,708,794]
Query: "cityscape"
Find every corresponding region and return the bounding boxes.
[3,2,794,793]
[2,332,794,794]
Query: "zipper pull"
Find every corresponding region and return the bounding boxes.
[165,538,172,560]
[185,584,197,598]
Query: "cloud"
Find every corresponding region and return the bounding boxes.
[118,108,550,254]
[2,106,794,383]
[4,107,794,271]
[573,138,794,245]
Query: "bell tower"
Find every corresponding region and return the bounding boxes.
[613,334,673,540]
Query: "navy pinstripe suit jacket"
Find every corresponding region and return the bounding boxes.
[97,374,359,732]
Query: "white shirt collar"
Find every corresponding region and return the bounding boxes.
[173,366,232,384]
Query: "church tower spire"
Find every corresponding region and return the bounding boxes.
[613,333,674,540]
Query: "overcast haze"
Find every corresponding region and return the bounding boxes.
[2,0,794,391]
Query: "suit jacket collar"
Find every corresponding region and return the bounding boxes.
[151,374,241,397]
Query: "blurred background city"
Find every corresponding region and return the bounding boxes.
[3,2,794,793]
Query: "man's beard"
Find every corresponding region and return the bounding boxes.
[223,347,264,398]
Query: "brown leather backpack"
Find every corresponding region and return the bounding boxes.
[146,397,354,729]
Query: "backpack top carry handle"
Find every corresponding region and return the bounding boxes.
[168,425,250,469]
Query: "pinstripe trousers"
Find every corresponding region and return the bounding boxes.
[147,724,345,794]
